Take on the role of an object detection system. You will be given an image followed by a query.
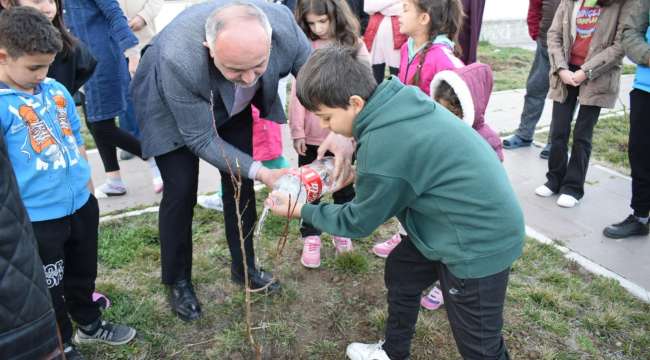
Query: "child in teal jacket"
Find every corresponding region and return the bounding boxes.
[267,45,524,360]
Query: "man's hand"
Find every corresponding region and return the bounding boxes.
[293,138,307,156]
[256,167,289,188]
[266,190,303,219]
[558,69,578,87]
[573,69,587,86]
[128,15,146,31]
[317,132,355,184]
[128,52,140,78]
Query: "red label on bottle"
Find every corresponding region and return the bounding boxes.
[289,166,323,203]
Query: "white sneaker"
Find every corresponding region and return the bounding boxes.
[197,192,223,211]
[557,194,579,208]
[534,185,554,197]
[346,341,390,360]
[95,182,127,198]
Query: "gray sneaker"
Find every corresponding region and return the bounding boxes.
[74,320,136,346]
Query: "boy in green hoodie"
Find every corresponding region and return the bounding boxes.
[267,45,525,360]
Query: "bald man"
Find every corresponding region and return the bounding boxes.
[131,0,311,321]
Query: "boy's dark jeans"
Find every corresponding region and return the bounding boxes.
[384,236,511,360]
[629,89,650,217]
[31,195,101,343]
[545,64,601,199]
[298,144,355,237]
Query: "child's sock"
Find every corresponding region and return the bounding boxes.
[635,216,649,224]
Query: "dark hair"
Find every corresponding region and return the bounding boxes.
[296,45,377,111]
[295,0,361,48]
[0,0,76,55]
[0,6,62,57]
[409,0,464,86]
[433,80,463,118]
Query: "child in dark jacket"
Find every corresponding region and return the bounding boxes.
[0,8,135,359]
[267,45,524,360]
[604,0,650,239]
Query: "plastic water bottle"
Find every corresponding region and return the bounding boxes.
[272,156,339,205]
[254,157,340,250]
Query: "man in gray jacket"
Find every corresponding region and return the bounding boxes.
[131,0,311,321]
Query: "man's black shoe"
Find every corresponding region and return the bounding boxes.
[167,279,202,322]
[231,268,281,294]
[603,215,649,239]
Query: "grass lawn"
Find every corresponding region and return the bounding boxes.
[83,191,650,359]
[534,114,630,174]
[477,41,535,92]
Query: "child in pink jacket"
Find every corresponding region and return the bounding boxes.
[290,0,370,268]
[397,0,465,95]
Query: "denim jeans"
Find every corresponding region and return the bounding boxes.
[515,39,551,142]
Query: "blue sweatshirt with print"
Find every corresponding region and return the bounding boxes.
[0,78,91,221]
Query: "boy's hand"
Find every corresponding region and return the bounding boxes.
[558,69,578,87]
[266,191,303,219]
[317,133,355,184]
[293,138,307,156]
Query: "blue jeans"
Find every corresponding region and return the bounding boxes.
[119,59,140,139]
[515,39,551,142]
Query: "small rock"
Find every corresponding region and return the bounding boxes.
[616,341,622,347]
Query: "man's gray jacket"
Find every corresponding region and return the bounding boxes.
[132,0,311,178]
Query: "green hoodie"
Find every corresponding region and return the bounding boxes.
[301,78,525,279]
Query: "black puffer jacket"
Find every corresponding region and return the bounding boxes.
[0,133,60,359]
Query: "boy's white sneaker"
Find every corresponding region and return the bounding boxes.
[534,185,554,197]
[346,341,390,360]
[557,194,579,208]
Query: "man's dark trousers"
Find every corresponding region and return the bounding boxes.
[155,106,257,284]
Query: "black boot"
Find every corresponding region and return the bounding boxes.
[167,279,202,321]
[603,215,649,239]
[231,267,281,294]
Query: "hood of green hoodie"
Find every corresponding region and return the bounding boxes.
[354,77,434,140]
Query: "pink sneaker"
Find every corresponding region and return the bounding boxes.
[300,236,321,268]
[372,233,402,258]
[420,286,444,310]
[92,291,111,310]
[332,236,353,254]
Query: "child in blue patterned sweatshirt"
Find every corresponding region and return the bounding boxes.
[0,7,135,360]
